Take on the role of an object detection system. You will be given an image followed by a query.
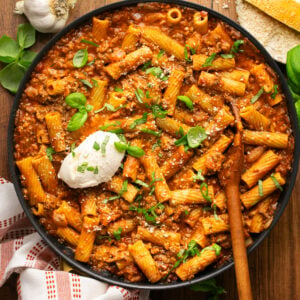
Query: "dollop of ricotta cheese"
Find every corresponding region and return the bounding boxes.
[58,131,124,188]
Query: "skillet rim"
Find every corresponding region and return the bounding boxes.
[7,0,300,290]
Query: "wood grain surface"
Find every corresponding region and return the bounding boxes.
[0,0,299,299]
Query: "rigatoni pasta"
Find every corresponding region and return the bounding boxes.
[14,2,294,285]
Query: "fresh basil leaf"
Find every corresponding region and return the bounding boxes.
[177,95,194,110]
[202,53,217,67]
[114,142,128,152]
[80,39,99,47]
[187,126,207,148]
[85,104,93,112]
[0,35,20,63]
[0,62,26,94]
[80,79,93,88]
[65,92,87,108]
[73,49,88,68]
[67,111,88,131]
[250,87,264,104]
[127,145,145,158]
[19,50,36,68]
[17,24,35,49]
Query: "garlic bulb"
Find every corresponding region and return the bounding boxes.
[15,0,77,33]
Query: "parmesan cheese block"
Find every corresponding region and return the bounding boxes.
[245,0,300,32]
[236,0,300,63]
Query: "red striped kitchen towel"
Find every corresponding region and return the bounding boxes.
[0,177,149,300]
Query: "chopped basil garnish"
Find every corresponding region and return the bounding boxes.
[258,179,264,196]
[177,95,193,110]
[184,44,192,62]
[152,139,161,151]
[157,49,165,59]
[113,227,122,241]
[129,202,164,224]
[99,121,121,131]
[250,87,264,104]
[101,136,110,155]
[141,128,162,136]
[71,143,76,157]
[146,67,168,81]
[46,147,55,161]
[95,103,124,113]
[271,84,279,99]
[134,179,149,188]
[200,182,212,202]
[231,39,244,54]
[193,170,205,182]
[80,39,99,47]
[130,112,148,129]
[151,104,167,119]
[202,53,217,67]
[270,173,283,191]
[213,204,219,220]
[93,141,100,151]
[135,88,144,103]
[77,162,88,173]
[149,171,163,195]
[220,53,234,59]
[114,87,123,92]
[142,60,151,71]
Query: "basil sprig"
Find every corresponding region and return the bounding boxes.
[65,93,93,131]
[114,141,145,158]
[73,49,88,68]
[0,24,36,93]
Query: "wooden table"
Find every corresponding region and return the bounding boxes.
[0,0,299,299]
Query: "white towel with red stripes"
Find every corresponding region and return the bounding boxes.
[0,177,149,300]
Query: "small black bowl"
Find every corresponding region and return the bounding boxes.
[7,0,300,290]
